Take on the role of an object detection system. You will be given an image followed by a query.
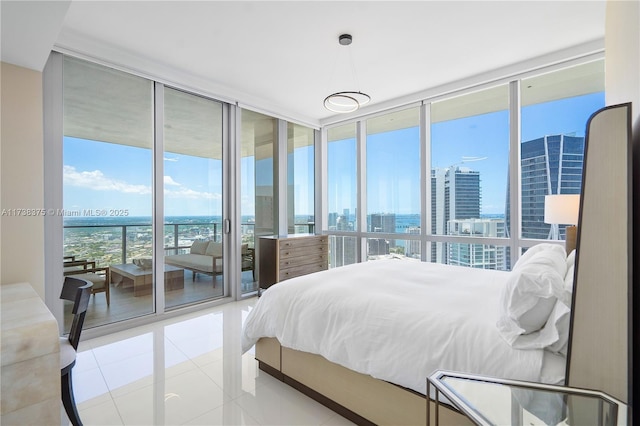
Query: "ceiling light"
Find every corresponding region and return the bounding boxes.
[324,34,371,113]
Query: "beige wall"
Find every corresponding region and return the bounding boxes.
[0,62,45,298]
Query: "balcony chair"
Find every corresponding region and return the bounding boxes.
[165,242,255,283]
[64,258,110,305]
[60,276,93,426]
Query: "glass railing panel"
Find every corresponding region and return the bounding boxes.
[63,55,154,329]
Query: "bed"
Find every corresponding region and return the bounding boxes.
[241,103,634,425]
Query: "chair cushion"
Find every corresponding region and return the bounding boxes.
[205,242,222,257]
[166,254,217,273]
[59,337,77,369]
[190,240,209,255]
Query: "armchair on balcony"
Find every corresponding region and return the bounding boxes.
[63,258,110,306]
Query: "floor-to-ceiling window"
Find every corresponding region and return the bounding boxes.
[55,53,314,328]
[519,61,604,248]
[63,56,155,329]
[323,58,604,271]
[327,123,358,267]
[58,55,236,330]
[287,123,315,234]
[163,87,225,309]
[366,107,421,260]
[240,110,277,294]
[431,85,511,270]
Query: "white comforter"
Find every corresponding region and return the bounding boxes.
[242,259,545,395]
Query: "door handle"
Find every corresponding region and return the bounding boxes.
[224,219,231,234]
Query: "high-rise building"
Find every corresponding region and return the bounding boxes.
[369,213,396,251]
[406,226,421,259]
[330,208,357,266]
[431,166,482,264]
[328,212,338,229]
[447,218,506,269]
[506,134,584,240]
[370,213,396,233]
[367,238,389,257]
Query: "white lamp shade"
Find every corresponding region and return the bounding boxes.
[544,194,580,225]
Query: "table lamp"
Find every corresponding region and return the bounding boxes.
[544,194,580,254]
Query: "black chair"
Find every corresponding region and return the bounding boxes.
[60,276,93,426]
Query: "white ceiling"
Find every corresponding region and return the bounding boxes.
[1,1,607,126]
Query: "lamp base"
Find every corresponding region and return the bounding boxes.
[565,225,577,255]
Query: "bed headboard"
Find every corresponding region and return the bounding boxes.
[566,103,633,405]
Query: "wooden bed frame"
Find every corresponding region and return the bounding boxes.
[254,103,634,425]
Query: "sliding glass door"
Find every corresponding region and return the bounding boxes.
[62,56,155,329]
[60,56,232,329]
[163,87,225,309]
[240,110,277,294]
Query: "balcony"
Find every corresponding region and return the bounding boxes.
[63,221,257,330]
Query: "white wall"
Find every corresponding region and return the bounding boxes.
[605,0,640,124]
[0,62,45,298]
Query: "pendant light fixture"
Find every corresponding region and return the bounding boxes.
[324,34,371,113]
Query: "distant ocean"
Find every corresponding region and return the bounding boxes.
[64,213,505,232]
[64,216,241,227]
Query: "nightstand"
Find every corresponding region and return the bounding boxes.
[427,370,628,426]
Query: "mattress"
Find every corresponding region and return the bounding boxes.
[242,258,565,395]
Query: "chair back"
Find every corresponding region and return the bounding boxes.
[61,276,93,350]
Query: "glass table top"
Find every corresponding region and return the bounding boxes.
[429,372,627,426]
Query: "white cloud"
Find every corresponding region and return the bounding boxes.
[64,166,221,201]
[63,165,151,195]
[164,176,181,186]
[165,187,221,200]
[164,156,179,162]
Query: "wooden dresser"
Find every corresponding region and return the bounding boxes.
[258,234,328,290]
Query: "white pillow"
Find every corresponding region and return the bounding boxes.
[507,300,571,355]
[545,300,571,356]
[566,249,576,270]
[513,243,567,275]
[497,265,565,343]
[190,240,209,255]
[564,264,575,287]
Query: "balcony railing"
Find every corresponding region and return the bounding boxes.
[63,221,314,266]
[64,222,253,266]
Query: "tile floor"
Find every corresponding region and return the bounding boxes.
[71,297,354,425]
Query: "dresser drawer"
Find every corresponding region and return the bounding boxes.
[278,236,327,250]
[279,252,328,269]
[280,243,327,261]
[279,261,328,282]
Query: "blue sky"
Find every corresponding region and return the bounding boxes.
[64,92,604,218]
[328,91,604,216]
